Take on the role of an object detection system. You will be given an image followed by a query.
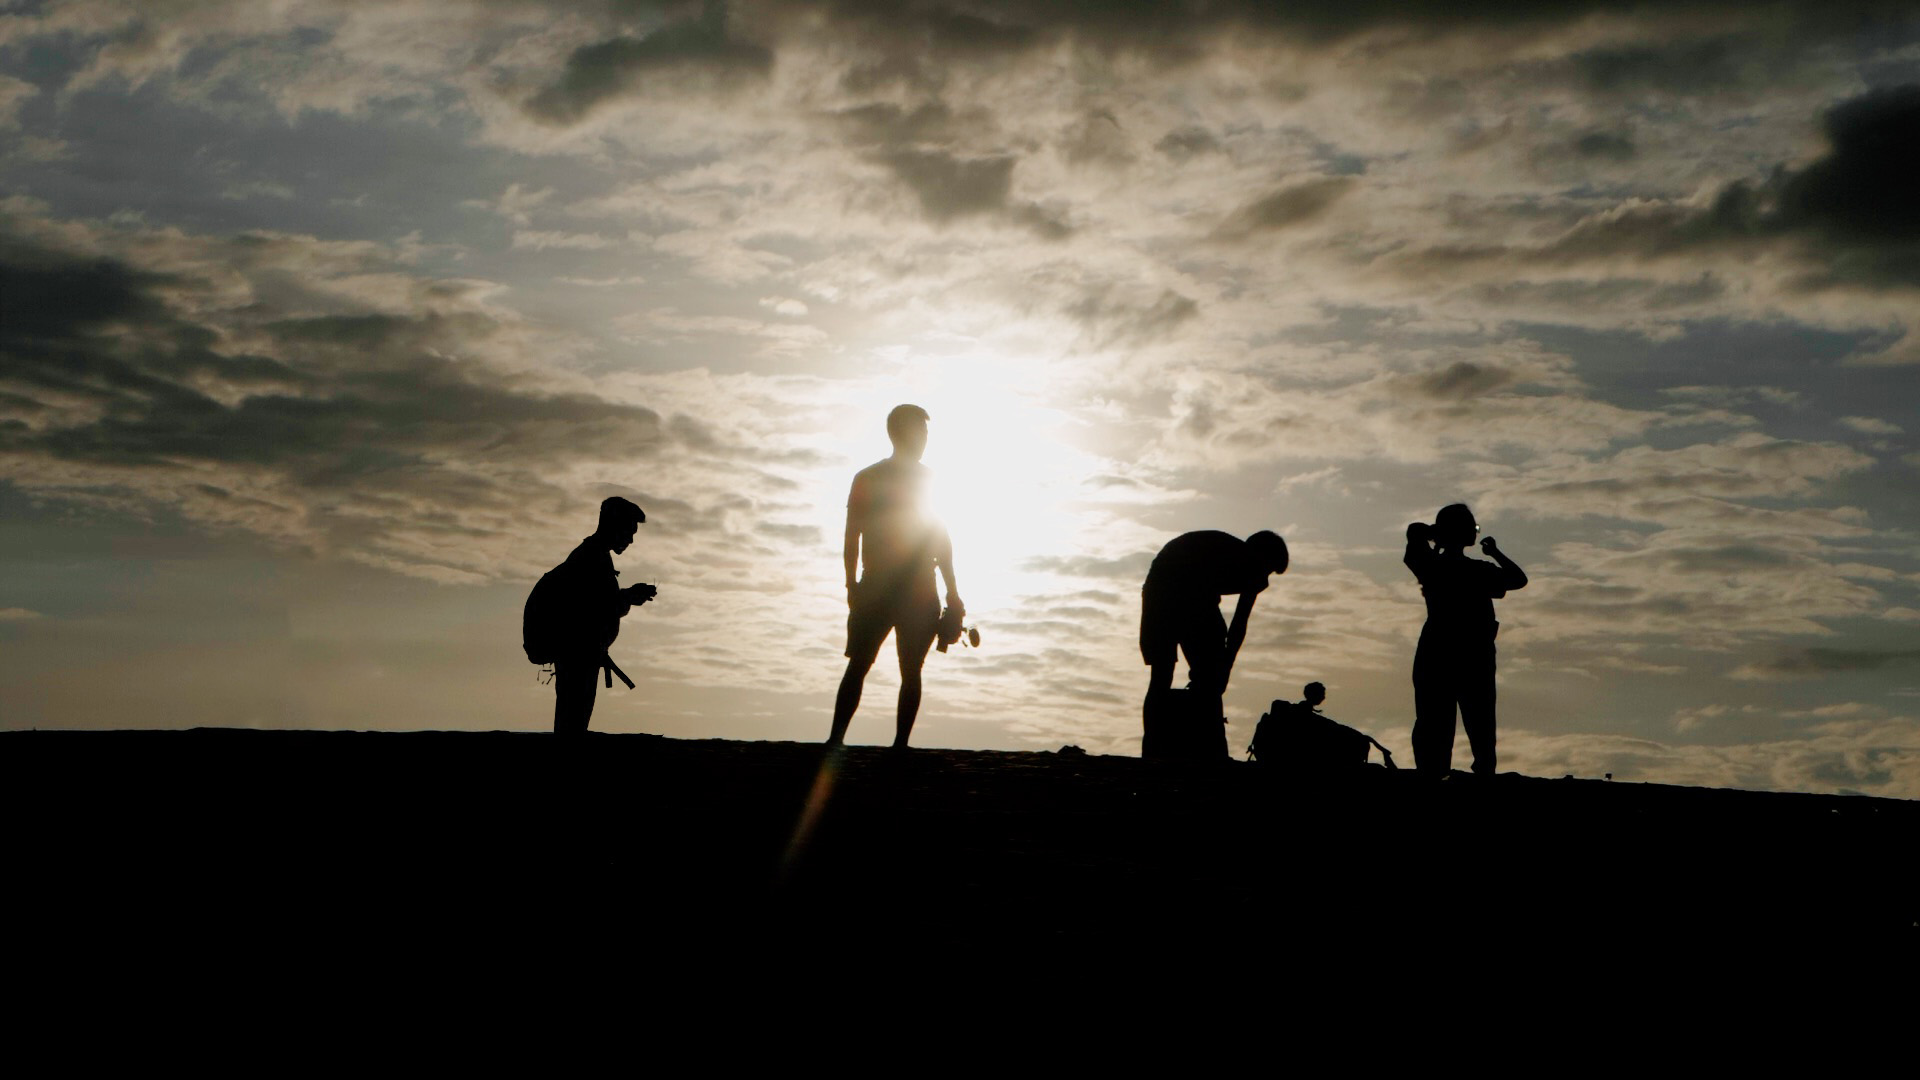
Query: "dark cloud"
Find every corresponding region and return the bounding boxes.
[1066,287,1199,347]
[0,217,684,575]
[1659,544,1799,572]
[1461,274,1726,311]
[877,148,1069,236]
[834,103,1044,232]
[1155,126,1222,161]
[1059,109,1133,167]
[1736,647,1920,678]
[1806,753,1894,788]
[1214,176,1355,238]
[1573,35,1755,96]
[807,1,1911,61]
[1573,130,1636,160]
[881,148,1014,220]
[1773,83,1920,245]
[525,2,773,125]
[834,101,964,147]
[1683,84,1920,288]
[1408,360,1521,400]
[1439,85,1920,289]
[0,237,176,335]
[922,8,1041,54]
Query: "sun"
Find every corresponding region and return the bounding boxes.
[829,348,1102,617]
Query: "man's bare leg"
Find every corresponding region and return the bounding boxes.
[829,655,872,745]
[892,624,935,749]
[893,664,922,749]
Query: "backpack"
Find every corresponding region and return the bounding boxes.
[1249,700,1387,770]
[522,566,567,665]
[522,562,620,666]
[1142,687,1228,762]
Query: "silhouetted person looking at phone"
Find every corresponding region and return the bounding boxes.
[1140,529,1289,707]
[1404,504,1526,775]
[827,405,962,749]
[537,497,656,735]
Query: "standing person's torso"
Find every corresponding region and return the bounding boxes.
[851,458,938,590]
[557,538,622,654]
[1414,553,1504,635]
[1145,531,1265,599]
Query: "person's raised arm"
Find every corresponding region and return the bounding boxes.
[1480,536,1528,591]
[1404,521,1436,577]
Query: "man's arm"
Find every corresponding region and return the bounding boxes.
[934,525,961,612]
[843,479,864,603]
[1222,588,1260,687]
[1481,536,1528,591]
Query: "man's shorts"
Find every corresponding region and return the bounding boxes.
[845,581,941,665]
[1139,586,1227,673]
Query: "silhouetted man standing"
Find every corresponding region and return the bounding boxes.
[1405,503,1526,775]
[828,405,963,749]
[548,497,656,735]
[1139,529,1289,751]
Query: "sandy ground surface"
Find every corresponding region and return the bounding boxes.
[9,729,1914,952]
[9,727,1914,1047]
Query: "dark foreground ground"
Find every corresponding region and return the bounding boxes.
[7,728,1916,999]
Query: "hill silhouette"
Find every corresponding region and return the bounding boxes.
[7,729,1914,972]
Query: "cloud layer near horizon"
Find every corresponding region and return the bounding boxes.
[2,0,1918,795]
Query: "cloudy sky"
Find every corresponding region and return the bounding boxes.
[3,0,1918,795]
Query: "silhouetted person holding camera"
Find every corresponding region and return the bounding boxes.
[1139,530,1289,755]
[1404,504,1526,775]
[535,497,656,735]
[827,405,963,749]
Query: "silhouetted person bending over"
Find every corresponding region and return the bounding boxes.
[1140,529,1289,710]
[549,497,656,735]
[1404,504,1526,775]
[827,404,963,749]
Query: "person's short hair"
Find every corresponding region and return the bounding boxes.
[598,496,645,532]
[886,404,930,442]
[1248,530,1288,574]
[1436,503,1474,532]
[1303,682,1326,704]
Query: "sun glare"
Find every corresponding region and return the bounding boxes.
[829,350,1099,616]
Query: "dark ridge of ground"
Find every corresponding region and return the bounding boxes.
[6,729,1915,972]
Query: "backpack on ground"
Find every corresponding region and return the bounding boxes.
[1249,701,1395,771]
[1142,687,1228,762]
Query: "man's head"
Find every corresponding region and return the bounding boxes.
[1434,503,1477,551]
[887,403,930,461]
[1302,682,1326,707]
[597,496,646,553]
[1248,530,1289,575]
